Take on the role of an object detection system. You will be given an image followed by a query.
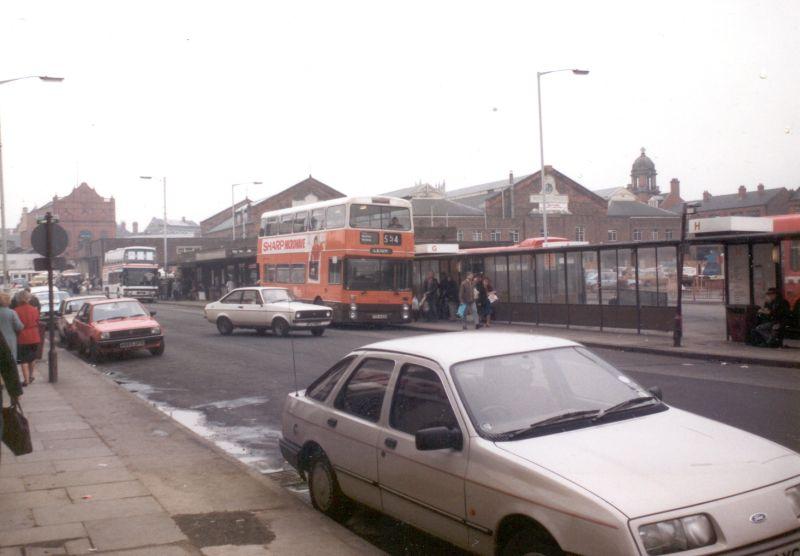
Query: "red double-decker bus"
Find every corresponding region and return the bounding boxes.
[257,196,414,324]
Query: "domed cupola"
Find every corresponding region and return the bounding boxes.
[629,147,659,195]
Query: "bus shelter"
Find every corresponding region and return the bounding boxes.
[414,240,680,334]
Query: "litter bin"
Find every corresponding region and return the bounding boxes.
[726,304,759,342]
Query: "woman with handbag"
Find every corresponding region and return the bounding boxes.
[0,293,23,362]
[14,291,41,386]
[0,324,24,463]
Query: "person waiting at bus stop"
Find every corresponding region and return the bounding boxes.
[422,271,439,321]
[748,287,790,348]
[459,272,481,330]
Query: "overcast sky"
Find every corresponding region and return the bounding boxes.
[1,0,797,228]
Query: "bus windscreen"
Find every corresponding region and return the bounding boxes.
[349,204,411,231]
[124,268,158,286]
[345,258,410,291]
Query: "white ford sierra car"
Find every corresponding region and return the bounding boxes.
[204,287,332,337]
[280,332,800,555]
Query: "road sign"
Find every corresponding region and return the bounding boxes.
[33,257,68,271]
[31,223,68,257]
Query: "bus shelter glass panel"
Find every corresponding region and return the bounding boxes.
[657,246,678,305]
[581,251,599,304]
[600,249,618,305]
[565,252,583,304]
[508,255,523,303]
[637,247,663,306]
[727,244,751,305]
[483,256,498,298]
[752,243,776,302]
[616,248,636,306]
[522,255,535,303]
[536,252,565,303]
[782,239,800,316]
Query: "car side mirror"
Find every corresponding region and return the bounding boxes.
[415,426,462,451]
[647,386,663,401]
[149,311,157,317]
[64,308,73,315]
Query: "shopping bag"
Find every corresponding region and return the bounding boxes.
[456,303,467,319]
[2,402,33,456]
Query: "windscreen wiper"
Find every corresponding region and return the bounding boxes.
[591,395,659,422]
[497,409,601,440]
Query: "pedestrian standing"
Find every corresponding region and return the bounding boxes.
[0,328,23,464]
[459,272,480,330]
[422,271,439,321]
[0,293,23,362]
[475,276,489,326]
[481,277,496,327]
[445,274,459,320]
[14,291,41,386]
[226,277,235,294]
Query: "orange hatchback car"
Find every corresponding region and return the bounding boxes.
[72,298,164,363]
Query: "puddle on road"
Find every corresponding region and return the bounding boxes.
[107,373,285,473]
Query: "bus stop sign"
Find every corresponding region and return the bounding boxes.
[31,223,69,257]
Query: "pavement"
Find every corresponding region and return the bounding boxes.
[0,350,379,555]
[159,299,800,368]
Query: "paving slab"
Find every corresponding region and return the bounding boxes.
[23,467,134,490]
[13,445,114,463]
[34,496,163,526]
[201,546,269,556]
[32,422,92,433]
[0,477,25,493]
[83,513,187,552]
[66,480,149,503]
[53,456,125,473]
[64,538,94,555]
[0,489,70,512]
[0,508,34,532]
[33,428,98,441]
[0,522,86,547]
[0,461,55,478]
[40,437,107,452]
[101,546,194,556]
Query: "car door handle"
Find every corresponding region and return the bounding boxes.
[384,438,397,449]
[326,418,337,428]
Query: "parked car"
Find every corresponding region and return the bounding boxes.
[204,287,332,337]
[57,294,107,346]
[280,332,800,556]
[72,298,164,362]
[33,289,71,325]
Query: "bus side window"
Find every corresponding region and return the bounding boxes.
[326,205,345,229]
[290,264,306,284]
[280,214,294,235]
[329,258,342,284]
[294,211,308,233]
[263,265,276,283]
[310,208,325,231]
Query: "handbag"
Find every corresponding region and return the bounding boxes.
[2,401,33,456]
[488,292,499,304]
[456,303,467,319]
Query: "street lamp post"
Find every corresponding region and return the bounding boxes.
[231,181,262,241]
[139,176,168,279]
[537,68,589,243]
[0,75,64,286]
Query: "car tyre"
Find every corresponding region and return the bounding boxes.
[308,453,353,522]
[216,317,234,336]
[310,327,325,337]
[272,318,290,337]
[149,340,165,356]
[502,528,563,556]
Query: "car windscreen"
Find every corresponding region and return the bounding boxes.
[348,204,411,230]
[451,347,651,438]
[66,297,103,312]
[124,268,158,286]
[92,301,148,322]
[344,258,410,291]
[261,289,296,303]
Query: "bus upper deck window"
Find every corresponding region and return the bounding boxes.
[326,205,345,229]
[280,214,294,235]
[262,216,278,236]
[294,212,308,233]
[309,208,325,231]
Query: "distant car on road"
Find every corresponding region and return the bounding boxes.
[56,294,107,346]
[33,289,70,325]
[71,298,164,362]
[204,287,332,337]
[280,332,800,556]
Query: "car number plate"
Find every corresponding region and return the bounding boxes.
[119,340,145,348]
[371,314,388,320]
[757,541,800,556]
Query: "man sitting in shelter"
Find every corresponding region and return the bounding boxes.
[748,287,790,348]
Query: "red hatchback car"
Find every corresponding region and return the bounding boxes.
[72,298,165,362]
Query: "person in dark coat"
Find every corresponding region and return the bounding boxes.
[422,271,439,321]
[748,287,791,347]
[0,326,23,463]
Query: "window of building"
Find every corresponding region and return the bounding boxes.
[306,356,355,402]
[328,257,342,284]
[176,246,201,255]
[472,230,483,241]
[575,226,585,242]
[651,229,659,241]
[607,230,617,242]
[509,230,520,243]
[390,364,457,435]
[665,229,674,240]
[633,229,642,241]
[456,230,464,242]
[490,230,501,241]
[335,358,394,422]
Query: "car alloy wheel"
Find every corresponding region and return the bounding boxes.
[308,453,352,522]
[216,317,234,336]
[272,319,290,337]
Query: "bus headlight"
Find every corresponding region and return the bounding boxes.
[100,332,110,340]
[402,303,410,319]
[638,514,716,555]
[349,303,357,312]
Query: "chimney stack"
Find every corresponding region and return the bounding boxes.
[703,190,711,201]
[132,221,139,234]
[738,185,747,199]
[509,171,514,185]
[670,178,680,197]
[757,183,765,195]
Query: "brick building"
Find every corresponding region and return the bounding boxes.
[18,183,116,260]
[691,184,794,218]
[201,176,345,239]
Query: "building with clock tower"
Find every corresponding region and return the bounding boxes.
[18,183,116,261]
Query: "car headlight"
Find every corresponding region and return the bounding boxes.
[295,312,301,319]
[325,311,331,318]
[638,514,716,555]
[150,327,161,335]
[100,331,110,340]
[787,485,800,517]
